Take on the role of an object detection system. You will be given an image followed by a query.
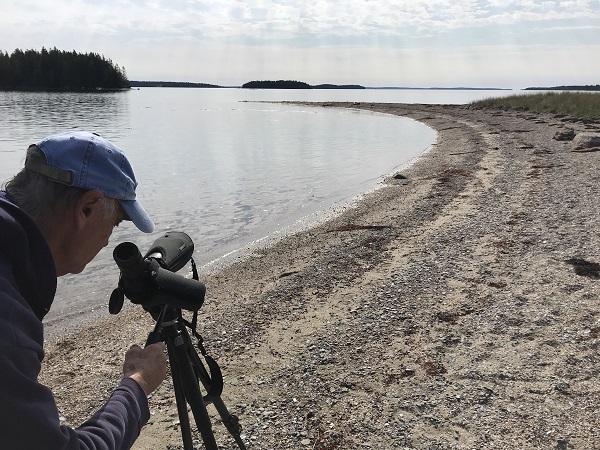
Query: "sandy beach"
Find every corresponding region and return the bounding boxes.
[40,102,600,449]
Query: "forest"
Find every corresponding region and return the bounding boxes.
[242,80,365,89]
[242,80,312,89]
[525,84,600,91]
[0,48,129,91]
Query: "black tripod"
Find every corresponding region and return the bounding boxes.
[109,232,247,449]
[146,304,247,450]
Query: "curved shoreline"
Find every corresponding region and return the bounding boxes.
[41,102,436,339]
[41,103,600,449]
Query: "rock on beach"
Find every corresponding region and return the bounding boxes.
[40,103,600,449]
[571,132,600,152]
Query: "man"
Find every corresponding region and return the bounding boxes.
[0,131,168,449]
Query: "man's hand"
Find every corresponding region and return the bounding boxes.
[123,342,168,395]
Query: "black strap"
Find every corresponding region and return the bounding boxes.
[202,354,224,401]
[184,258,223,400]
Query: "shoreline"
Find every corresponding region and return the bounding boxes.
[40,102,435,341]
[41,103,600,449]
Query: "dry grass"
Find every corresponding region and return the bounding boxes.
[470,91,600,119]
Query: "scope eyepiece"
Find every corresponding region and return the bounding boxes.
[113,242,146,280]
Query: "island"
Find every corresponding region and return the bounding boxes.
[525,84,600,91]
[241,80,365,89]
[0,48,129,91]
[129,81,222,88]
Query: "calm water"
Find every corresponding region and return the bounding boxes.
[0,88,516,329]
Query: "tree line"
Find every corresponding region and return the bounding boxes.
[129,80,221,88]
[241,80,365,89]
[525,85,600,91]
[0,48,129,91]
[242,80,312,89]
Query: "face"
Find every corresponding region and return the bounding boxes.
[56,195,125,276]
[72,205,124,274]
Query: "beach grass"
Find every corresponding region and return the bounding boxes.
[470,91,600,119]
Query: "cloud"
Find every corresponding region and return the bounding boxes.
[1,0,599,87]
[3,0,600,44]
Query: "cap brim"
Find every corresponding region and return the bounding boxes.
[119,199,155,233]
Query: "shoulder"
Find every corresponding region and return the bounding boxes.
[0,193,32,251]
[0,192,56,321]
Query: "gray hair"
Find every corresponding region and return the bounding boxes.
[4,145,119,226]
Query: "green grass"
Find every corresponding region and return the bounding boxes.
[470,92,600,120]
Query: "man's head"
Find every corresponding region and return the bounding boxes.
[5,131,154,275]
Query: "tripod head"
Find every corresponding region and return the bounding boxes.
[109,231,206,315]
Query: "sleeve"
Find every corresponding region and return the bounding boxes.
[68,378,151,450]
[0,271,150,450]
[0,345,150,450]
[0,204,150,450]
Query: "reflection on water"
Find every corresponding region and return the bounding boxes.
[0,88,444,329]
[0,91,129,146]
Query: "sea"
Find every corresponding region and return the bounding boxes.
[0,87,521,331]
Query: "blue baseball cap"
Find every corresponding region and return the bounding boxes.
[26,131,154,233]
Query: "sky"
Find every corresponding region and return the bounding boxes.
[2,0,599,88]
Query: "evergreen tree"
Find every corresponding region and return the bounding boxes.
[0,48,130,90]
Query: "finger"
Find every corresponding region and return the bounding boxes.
[151,342,166,352]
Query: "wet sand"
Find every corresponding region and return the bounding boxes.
[41,103,600,449]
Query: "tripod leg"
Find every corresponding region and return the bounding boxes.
[167,328,219,450]
[187,339,247,449]
[167,342,195,450]
[211,398,247,450]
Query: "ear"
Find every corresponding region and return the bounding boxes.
[74,190,105,229]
